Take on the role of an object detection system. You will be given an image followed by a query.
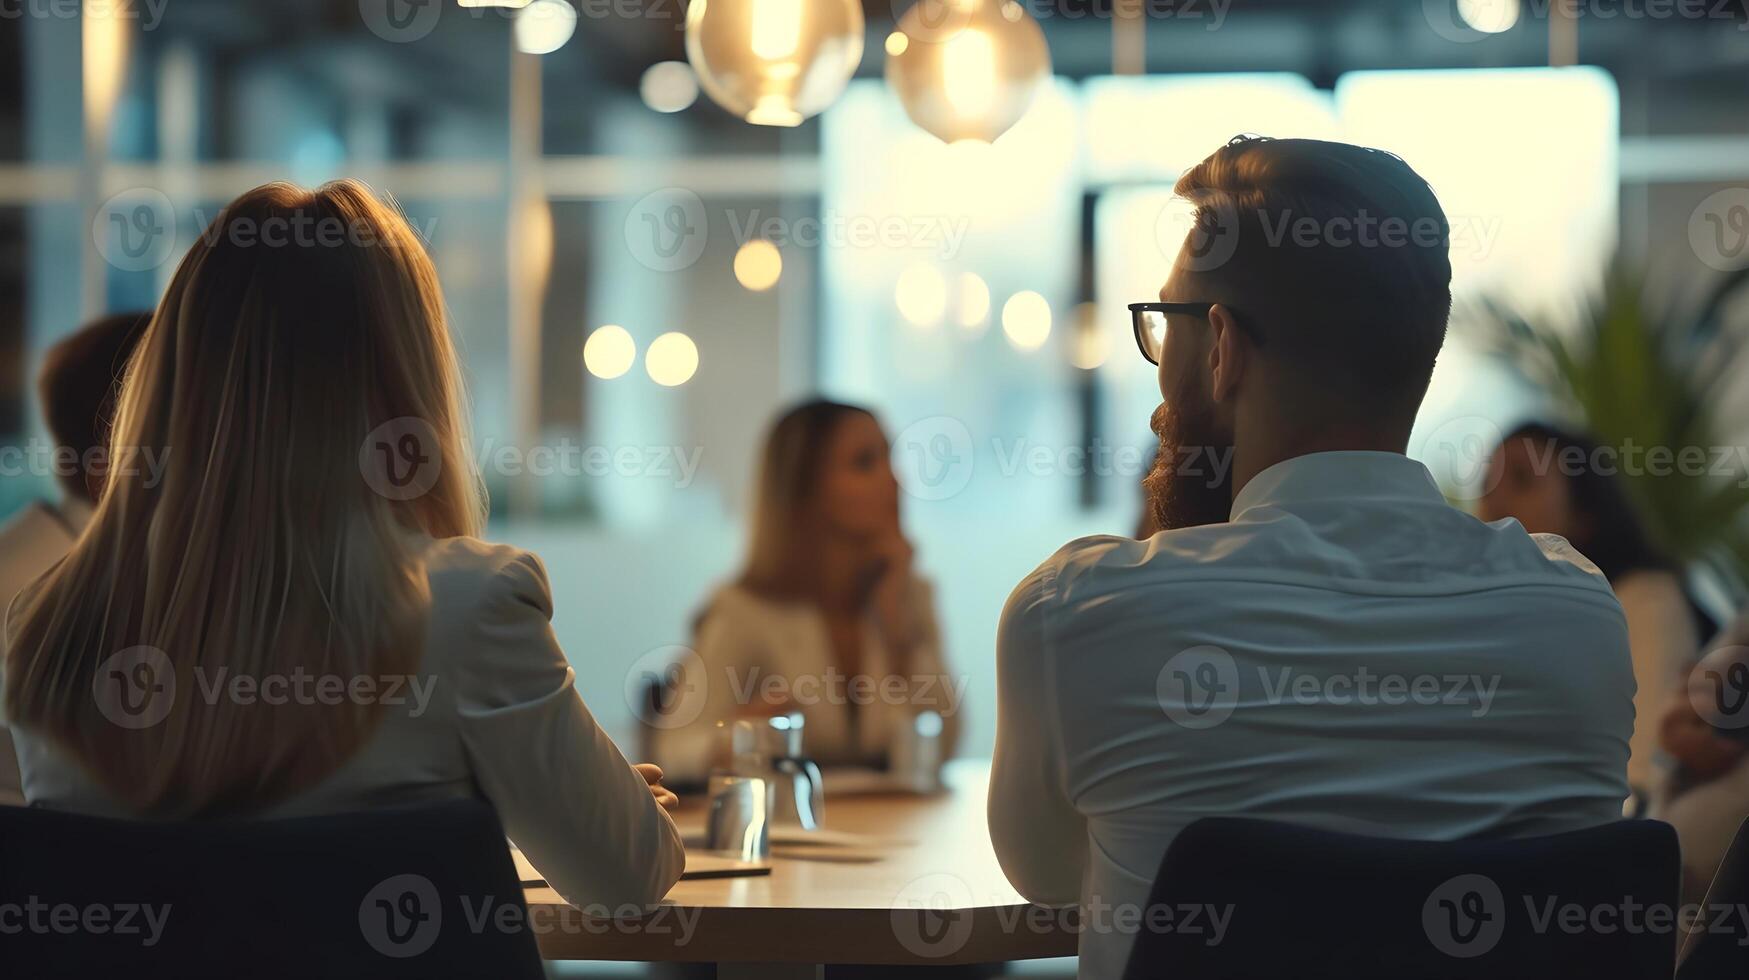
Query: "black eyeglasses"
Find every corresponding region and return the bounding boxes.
[1129,302,1211,366]
[1127,302,1259,365]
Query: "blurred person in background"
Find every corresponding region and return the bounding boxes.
[1477,421,1709,797]
[0,310,150,806]
[1652,611,1749,904]
[652,399,962,783]
[1,181,682,908]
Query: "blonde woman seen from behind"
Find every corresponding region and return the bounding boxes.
[0,181,683,909]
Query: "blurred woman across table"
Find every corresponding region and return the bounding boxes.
[650,400,962,783]
[1478,422,1711,797]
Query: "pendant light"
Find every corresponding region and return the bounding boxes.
[885,0,1050,144]
[686,0,865,127]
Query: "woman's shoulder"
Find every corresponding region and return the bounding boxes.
[417,536,549,604]
[414,536,555,651]
[412,537,566,693]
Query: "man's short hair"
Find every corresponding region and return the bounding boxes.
[1174,135,1453,415]
[39,311,151,501]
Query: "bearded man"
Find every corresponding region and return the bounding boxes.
[986,135,1635,980]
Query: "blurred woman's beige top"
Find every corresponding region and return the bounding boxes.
[2,536,684,910]
[1616,568,1700,793]
[0,499,91,806]
[652,577,961,783]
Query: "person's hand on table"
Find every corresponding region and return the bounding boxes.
[1659,697,1746,780]
[635,763,679,809]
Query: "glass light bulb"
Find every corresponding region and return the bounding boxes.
[885,0,1051,144]
[514,0,577,55]
[686,0,865,127]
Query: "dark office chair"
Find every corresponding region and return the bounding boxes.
[0,797,545,980]
[1677,816,1749,980]
[1121,817,1680,980]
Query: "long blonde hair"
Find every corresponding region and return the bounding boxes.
[3,181,485,816]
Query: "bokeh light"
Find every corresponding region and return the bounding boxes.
[1069,302,1107,369]
[584,325,637,380]
[646,332,700,386]
[1456,0,1519,33]
[640,61,700,114]
[895,264,948,328]
[1001,290,1051,351]
[734,239,783,291]
[515,0,578,54]
[956,272,990,331]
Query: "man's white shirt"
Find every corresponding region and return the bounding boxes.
[988,451,1634,979]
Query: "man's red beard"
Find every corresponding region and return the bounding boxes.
[1143,380,1235,532]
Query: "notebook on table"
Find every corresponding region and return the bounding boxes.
[510,844,771,886]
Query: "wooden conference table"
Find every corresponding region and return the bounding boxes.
[525,761,1078,978]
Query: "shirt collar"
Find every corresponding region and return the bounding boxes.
[1229,451,1444,521]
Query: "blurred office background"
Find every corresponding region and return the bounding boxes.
[3,0,1749,758]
